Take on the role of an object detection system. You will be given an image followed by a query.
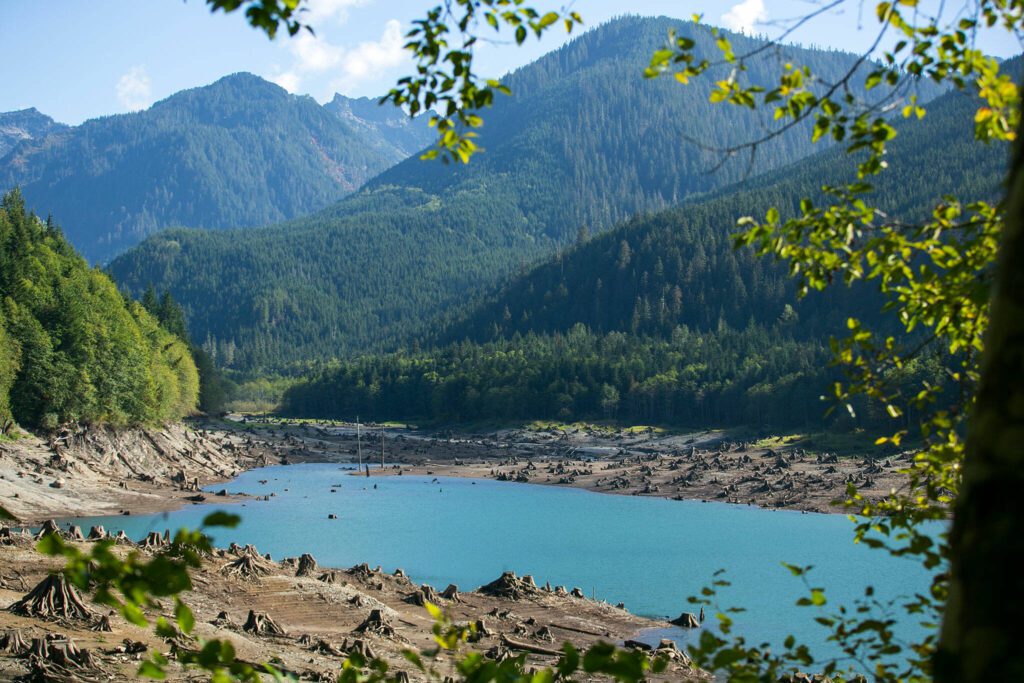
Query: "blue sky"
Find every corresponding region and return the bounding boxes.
[2,0,1021,125]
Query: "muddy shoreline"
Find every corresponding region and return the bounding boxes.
[215,417,908,516]
[0,417,899,681]
[2,417,905,525]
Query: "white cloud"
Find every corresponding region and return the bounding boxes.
[270,70,302,93]
[721,0,767,34]
[116,65,152,111]
[271,18,408,97]
[302,0,371,26]
[335,19,406,86]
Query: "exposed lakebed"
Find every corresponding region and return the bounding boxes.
[69,463,936,660]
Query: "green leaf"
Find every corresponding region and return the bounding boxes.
[202,511,241,528]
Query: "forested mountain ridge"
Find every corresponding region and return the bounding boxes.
[0,73,417,262]
[0,108,66,157]
[278,83,1005,429]
[0,189,198,431]
[109,16,937,369]
[438,84,1007,346]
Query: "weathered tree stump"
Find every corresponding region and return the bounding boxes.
[35,520,61,540]
[441,584,462,602]
[478,571,539,600]
[354,609,396,637]
[90,615,113,632]
[0,629,29,654]
[86,526,106,540]
[220,553,275,580]
[295,553,318,577]
[348,638,377,660]
[8,573,94,623]
[139,531,165,549]
[669,612,700,628]
[242,609,286,636]
[406,584,442,606]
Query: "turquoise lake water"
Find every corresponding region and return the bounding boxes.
[68,463,937,662]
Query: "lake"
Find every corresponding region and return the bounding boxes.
[68,463,937,664]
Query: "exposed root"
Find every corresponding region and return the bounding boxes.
[220,552,276,580]
[242,610,287,637]
[478,571,539,601]
[8,573,94,623]
[354,609,396,638]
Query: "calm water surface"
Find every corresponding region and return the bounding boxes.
[69,463,936,660]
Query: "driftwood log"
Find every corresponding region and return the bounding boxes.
[500,634,562,657]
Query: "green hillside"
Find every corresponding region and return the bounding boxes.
[0,189,197,431]
[278,85,1005,428]
[109,17,933,369]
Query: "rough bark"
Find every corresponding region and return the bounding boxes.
[935,116,1024,681]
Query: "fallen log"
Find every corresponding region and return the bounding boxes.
[499,634,563,657]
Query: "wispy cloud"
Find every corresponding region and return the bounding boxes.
[270,16,408,97]
[302,0,371,25]
[721,0,767,34]
[116,65,152,111]
[331,20,406,92]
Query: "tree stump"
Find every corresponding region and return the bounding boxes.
[0,629,29,654]
[441,584,462,602]
[8,574,94,623]
[35,520,61,540]
[139,531,165,549]
[242,609,286,636]
[354,609,396,637]
[406,584,441,606]
[220,553,275,580]
[669,612,700,628]
[478,571,539,600]
[295,553,318,577]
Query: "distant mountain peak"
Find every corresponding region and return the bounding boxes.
[324,92,432,158]
[0,107,67,157]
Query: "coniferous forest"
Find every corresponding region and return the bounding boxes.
[0,189,198,431]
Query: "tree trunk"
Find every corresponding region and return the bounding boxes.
[935,122,1024,681]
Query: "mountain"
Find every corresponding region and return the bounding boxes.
[277,85,1007,428]
[324,93,433,159]
[439,86,1006,346]
[0,108,66,157]
[0,73,417,261]
[108,17,942,370]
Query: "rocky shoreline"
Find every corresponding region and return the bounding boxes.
[0,418,906,524]
[0,524,702,681]
[0,418,897,680]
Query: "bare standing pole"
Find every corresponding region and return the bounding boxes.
[380,427,385,469]
[356,417,362,469]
